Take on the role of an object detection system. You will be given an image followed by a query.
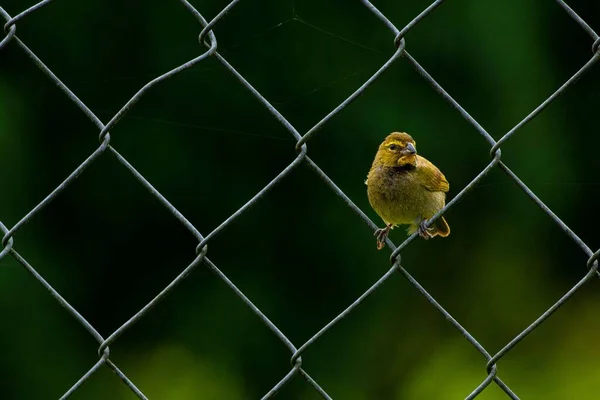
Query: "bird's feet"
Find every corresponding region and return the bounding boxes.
[418,220,434,240]
[374,224,392,250]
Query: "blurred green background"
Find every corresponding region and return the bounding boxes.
[1,0,600,398]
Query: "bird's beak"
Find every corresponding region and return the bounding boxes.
[405,143,417,155]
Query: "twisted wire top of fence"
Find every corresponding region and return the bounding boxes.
[1,0,599,398]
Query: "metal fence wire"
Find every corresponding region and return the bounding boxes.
[1,0,600,398]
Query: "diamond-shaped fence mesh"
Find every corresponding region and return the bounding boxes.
[1,0,599,398]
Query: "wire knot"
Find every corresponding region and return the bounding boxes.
[393,36,406,52]
[294,141,309,159]
[489,146,502,161]
[3,18,14,33]
[97,341,111,359]
[593,37,600,55]
[485,360,498,375]
[98,129,112,146]
[0,221,14,261]
[587,248,600,270]
[195,241,209,257]
[390,249,402,266]
[290,351,303,368]
[198,26,216,49]
[0,9,16,51]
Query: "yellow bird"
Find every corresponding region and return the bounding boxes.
[366,132,450,250]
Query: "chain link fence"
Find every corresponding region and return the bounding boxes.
[1,0,599,398]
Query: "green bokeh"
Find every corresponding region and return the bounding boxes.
[1,0,599,398]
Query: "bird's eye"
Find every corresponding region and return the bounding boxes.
[389,144,397,151]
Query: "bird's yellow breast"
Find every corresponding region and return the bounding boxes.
[366,164,445,226]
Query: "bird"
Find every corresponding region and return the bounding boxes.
[366,132,450,250]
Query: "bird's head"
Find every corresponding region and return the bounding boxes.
[375,132,418,168]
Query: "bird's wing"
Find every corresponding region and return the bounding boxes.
[417,155,449,193]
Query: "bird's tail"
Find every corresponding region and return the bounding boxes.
[407,216,450,238]
[434,216,450,237]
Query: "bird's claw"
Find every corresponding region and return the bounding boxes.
[418,220,434,240]
[374,225,392,250]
